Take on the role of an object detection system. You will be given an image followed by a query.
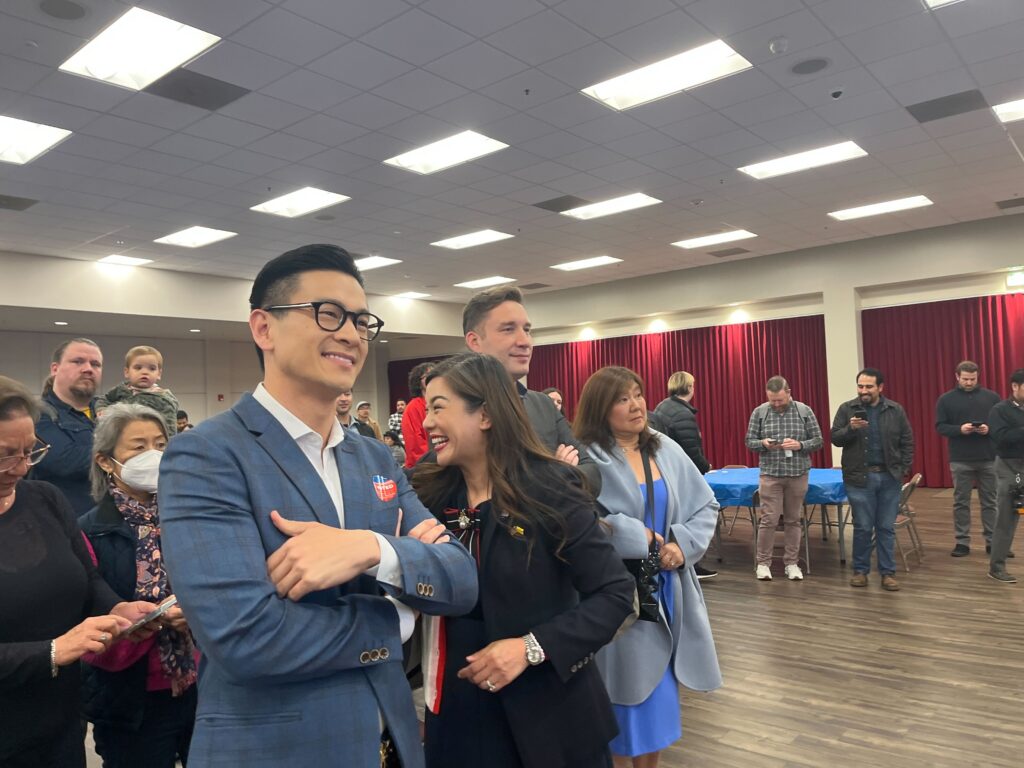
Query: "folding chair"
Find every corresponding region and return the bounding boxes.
[894,473,924,571]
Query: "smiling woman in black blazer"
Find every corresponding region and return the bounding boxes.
[413,353,635,768]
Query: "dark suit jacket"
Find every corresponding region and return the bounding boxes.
[432,465,634,767]
[519,386,601,494]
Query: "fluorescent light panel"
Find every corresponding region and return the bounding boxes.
[1006,272,1024,288]
[154,226,236,248]
[454,276,515,289]
[738,141,867,180]
[672,230,757,249]
[431,229,513,250]
[827,195,933,221]
[355,256,401,271]
[582,40,752,111]
[60,7,219,91]
[392,292,430,299]
[551,255,622,271]
[560,193,661,220]
[0,116,71,165]
[251,187,349,217]
[383,130,508,175]
[98,254,152,266]
[993,98,1024,124]
[923,0,964,9]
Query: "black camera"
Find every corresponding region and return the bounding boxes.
[1012,485,1024,515]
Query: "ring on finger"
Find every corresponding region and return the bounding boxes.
[99,633,110,642]
[485,679,496,692]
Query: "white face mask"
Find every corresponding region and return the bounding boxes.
[113,449,163,494]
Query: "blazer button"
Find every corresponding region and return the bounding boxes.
[380,647,390,661]
[370,649,381,662]
[426,585,435,597]
[416,583,424,595]
[570,663,578,673]
[359,651,371,664]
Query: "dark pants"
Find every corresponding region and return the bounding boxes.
[846,471,901,576]
[0,719,85,768]
[949,460,997,546]
[92,687,197,768]
[990,457,1023,572]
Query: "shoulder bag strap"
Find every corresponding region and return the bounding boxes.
[640,448,656,530]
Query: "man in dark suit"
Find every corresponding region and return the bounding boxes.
[462,285,601,494]
[159,244,477,768]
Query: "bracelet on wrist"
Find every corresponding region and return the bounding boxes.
[50,640,58,678]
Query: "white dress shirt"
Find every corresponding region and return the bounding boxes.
[253,384,415,641]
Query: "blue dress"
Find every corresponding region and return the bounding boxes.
[608,478,682,757]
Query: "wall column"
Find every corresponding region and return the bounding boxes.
[822,284,863,465]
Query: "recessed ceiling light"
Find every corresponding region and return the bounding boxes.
[0,115,71,165]
[431,229,514,250]
[250,187,350,218]
[98,254,153,266]
[560,193,662,220]
[59,7,220,91]
[550,255,623,271]
[827,195,933,221]
[923,0,964,9]
[189,328,201,333]
[1005,272,1024,289]
[392,291,431,299]
[454,276,516,289]
[738,141,868,180]
[581,40,752,111]
[579,326,598,341]
[672,230,757,249]
[355,255,402,271]
[154,226,236,248]
[993,97,1024,124]
[383,130,508,175]
[53,321,69,326]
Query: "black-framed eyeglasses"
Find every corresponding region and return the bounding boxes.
[0,440,50,472]
[263,301,385,341]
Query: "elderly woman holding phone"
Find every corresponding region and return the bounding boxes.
[0,377,155,768]
[79,403,198,767]
[574,367,721,768]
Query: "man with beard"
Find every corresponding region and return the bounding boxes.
[831,368,914,591]
[32,337,103,515]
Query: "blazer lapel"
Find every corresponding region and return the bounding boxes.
[235,394,340,528]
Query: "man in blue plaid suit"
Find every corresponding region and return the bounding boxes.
[160,245,477,767]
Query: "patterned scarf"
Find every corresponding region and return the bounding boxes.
[110,482,197,696]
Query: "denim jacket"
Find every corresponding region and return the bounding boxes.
[31,391,97,516]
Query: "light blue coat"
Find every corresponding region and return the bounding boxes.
[588,432,722,705]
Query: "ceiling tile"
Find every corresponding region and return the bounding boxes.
[0,13,85,68]
[110,93,208,131]
[378,113,459,145]
[300,147,377,175]
[232,8,348,66]
[139,0,274,37]
[185,114,273,145]
[689,128,764,157]
[842,12,945,66]
[425,93,518,129]
[217,92,313,130]
[56,134,139,163]
[149,133,235,162]
[691,68,781,110]
[425,42,529,90]
[527,92,610,129]
[659,111,742,143]
[867,42,963,88]
[121,149,203,175]
[328,93,415,130]
[79,115,172,147]
[213,148,290,175]
[687,0,804,38]
[244,133,327,162]
[810,0,922,38]
[543,41,637,90]
[726,9,837,66]
[361,9,474,66]
[283,114,367,146]
[968,51,1024,88]
[373,69,469,112]
[933,0,1024,38]
[569,113,648,143]
[419,0,547,37]
[0,53,54,92]
[486,10,597,66]
[888,68,976,107]
[308,41,415,90]
[6,93,100,130]
[954,18,1024,66]
[788,66,885,108]
[183,41,296,91]
[813,89,902,125]
[260,69,360,111]
[553,0,676,38]
[606,10,715,63]
[282,0,412,36]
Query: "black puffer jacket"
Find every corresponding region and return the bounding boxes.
[653,397,711,474]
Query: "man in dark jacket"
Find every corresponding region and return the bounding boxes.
[654,371,717,578]
[935,360,1001,557]
[987,368,1024,583]
[32,337,103,515]
[462,285,600,494]
[831,368,914,591]
[654,371,711,473]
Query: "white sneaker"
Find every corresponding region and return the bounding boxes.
[756,564,772,580]
[785,564,804,581]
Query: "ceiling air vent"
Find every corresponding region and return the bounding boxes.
[532,195,590,213]
[995,197,1024,211]
[708,247,750,258]
[0,194,39,211]
[144,69,250,111]
[519,283,551,290]
[906,89,988,123]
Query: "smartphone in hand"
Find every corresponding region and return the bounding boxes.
[126,596,178,634]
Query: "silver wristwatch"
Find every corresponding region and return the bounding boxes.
[522,632,545,665]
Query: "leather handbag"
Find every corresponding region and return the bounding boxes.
[622,449,661,623]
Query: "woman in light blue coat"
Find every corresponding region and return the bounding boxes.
[574,366,721,768]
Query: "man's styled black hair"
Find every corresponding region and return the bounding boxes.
[857,367,885,386]
[249,244,365,369]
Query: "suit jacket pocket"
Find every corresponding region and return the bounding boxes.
[199,711,302,727]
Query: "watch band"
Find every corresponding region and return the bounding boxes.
[522,632,545,665]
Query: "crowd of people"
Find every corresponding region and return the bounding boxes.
[1,242,1020,768]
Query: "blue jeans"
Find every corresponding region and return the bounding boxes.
[846,471,901,576]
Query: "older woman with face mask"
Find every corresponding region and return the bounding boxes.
[0,377,151,768]
[79,403,198,768]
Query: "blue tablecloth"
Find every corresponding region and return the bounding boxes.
[705,467,847,507]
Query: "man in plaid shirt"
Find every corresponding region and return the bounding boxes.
[388,398,406,433]
[744,376,824,581]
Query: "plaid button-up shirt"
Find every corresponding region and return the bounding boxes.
[744,400,824,477]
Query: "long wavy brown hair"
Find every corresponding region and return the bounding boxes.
[573,366,661,457]
[412,352,580,557]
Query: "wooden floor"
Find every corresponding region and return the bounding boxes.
[662,489,1024,768]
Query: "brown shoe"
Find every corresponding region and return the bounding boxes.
[881,574,900,591]
[849,572,868,587]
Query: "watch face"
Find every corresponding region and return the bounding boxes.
[527,648,542,664]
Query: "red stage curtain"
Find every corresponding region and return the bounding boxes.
[387,355,449,414]
[529,316,831,469]
[862,294,1024,487]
